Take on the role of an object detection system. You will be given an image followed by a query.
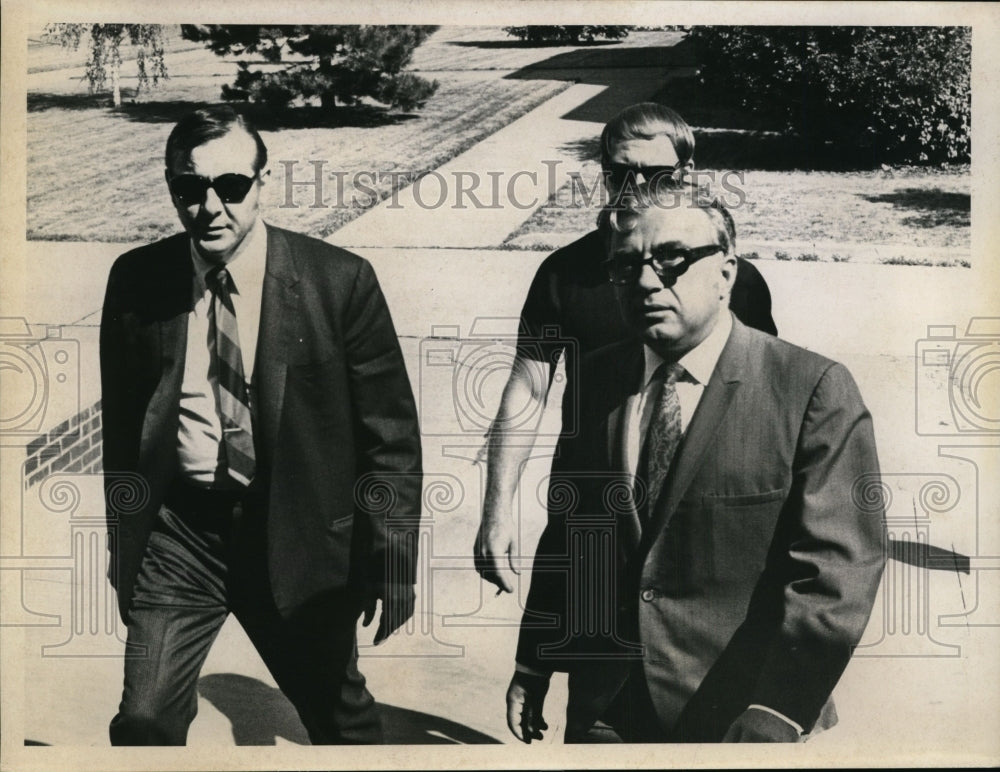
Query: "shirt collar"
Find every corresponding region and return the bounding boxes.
[190,219,268,298]
[642,310,733,388]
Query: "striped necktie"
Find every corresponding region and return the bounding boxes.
[207,266,255,487]
[643,362,683,515]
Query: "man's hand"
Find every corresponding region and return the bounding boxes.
[362,582,415,645]
[474,511,519,593]
[722,707,802,743]
[506,670,550,743]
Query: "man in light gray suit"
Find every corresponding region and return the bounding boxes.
[507,188,885,743]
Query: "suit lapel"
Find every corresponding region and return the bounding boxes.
[602,342,645,558]
[641,319,750,546]
[138,246,191,470]
[254,225,302,458]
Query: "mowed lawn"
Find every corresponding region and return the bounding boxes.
[26,25,581,243]
[26,24,971,257]
[506,161,971,256]
[27,77,569,242]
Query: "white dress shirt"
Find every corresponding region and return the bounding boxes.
[176,220,268,485]
[624,310,733,481]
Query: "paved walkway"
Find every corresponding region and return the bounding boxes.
[332,82,606,248]
[332,47,687,249]
[7,31,999,764]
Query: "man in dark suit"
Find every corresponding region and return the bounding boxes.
[506,188,885,743]
[100,106,422,745]
[475,103,776,593]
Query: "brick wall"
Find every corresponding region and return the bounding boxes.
[23,400,103,489]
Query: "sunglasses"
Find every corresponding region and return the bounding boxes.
[605,164,680,190]
[167,173,258,206]
[603,244,724,286]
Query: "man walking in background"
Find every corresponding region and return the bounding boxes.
[100,106,422,744]
[475,103,777,591]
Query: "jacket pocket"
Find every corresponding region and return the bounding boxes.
[704,490,785,582]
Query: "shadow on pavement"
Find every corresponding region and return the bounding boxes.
[505,42,697,125]
[198,673,501,745]
[199,673,310,745]
[506,36,900,172]
[450,39,621,50]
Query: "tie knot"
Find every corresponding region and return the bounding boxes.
[207,266,234,296]
[654,361,684,386]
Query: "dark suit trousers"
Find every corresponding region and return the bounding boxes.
[109,483,382,745]
[566,663,663,743]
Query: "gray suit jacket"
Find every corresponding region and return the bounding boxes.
[517,316,886,740]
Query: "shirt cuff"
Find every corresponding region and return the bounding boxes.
[515,662,553,679]
[747,704,804,735]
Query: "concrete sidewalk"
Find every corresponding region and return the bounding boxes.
[6,238,999,757]
[331,83,606,249]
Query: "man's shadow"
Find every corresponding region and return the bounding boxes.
[197,673,501,745]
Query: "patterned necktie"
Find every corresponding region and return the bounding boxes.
[206,266,255,487]
[643,362,683,515]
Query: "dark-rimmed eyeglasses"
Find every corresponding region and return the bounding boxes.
[603,244,724,286]
[605,163,680,191]
[167,173,258,206]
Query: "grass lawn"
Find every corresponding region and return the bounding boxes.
[26,25,971,257]
[505,50,970,258]
[26,25,585,243]
[505,159,970,257]
[27,76,569,243]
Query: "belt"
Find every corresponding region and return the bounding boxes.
[164,478,245,523]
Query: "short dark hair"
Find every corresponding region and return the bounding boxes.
[600,103,695,170]
[164,106,268,176]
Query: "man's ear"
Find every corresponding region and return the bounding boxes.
[719,251,738,299]
[257,166,271,187]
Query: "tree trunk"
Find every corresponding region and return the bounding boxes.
[110,33,123,108]
[111,63,121,107]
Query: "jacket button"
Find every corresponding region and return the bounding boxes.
[641,589,655,602]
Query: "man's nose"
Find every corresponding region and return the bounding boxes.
[636,261,662,292]
[201,186,225,215]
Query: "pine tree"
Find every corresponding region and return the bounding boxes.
[181,25,439,112]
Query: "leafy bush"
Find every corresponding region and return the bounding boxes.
[181,25,439,112]
[686,27,970,164]
[503,26,631,44]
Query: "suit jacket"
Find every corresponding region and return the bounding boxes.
[517,317,885,740]
[100,224,422,620]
